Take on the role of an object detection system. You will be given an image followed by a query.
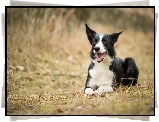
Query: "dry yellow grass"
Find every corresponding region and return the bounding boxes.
[7,8,154,115]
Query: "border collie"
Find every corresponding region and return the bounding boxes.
[84,24,139,95]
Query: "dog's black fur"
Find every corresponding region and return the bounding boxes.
[84,24,139,95]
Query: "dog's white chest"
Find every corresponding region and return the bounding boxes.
[88,61,114,89]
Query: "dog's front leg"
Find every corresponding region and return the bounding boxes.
[94,86,114,95]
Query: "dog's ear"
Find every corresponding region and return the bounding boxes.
[85,24,96,45]
[110,31,123,44]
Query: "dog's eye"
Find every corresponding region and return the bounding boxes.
[102,38,107,42]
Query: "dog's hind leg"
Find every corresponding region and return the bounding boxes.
[122,58,139,86]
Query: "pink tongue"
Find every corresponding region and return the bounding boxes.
[96,53,106,62]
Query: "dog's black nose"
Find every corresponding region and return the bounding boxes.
[94,47,100,52]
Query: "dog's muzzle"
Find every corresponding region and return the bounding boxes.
[95,52,107,62]
[94,47,107,62]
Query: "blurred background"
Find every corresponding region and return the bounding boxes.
[7,8,154,81]
[7,8,154,115]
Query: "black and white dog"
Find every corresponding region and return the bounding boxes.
[84,24,139,95]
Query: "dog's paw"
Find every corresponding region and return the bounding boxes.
[84,88,94,96]
[94,88,104,95]
[95,86,114,95]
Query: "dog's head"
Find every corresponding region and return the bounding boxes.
[85,24,123,63]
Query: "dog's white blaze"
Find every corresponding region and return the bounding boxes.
[95,34,106,53]
[88,58,114,94]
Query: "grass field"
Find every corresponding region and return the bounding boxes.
[7,8,154,115]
